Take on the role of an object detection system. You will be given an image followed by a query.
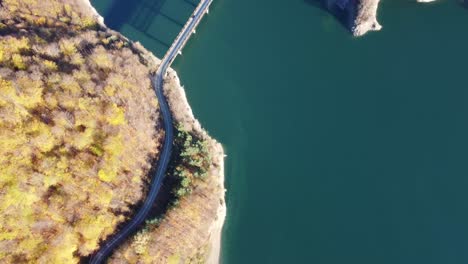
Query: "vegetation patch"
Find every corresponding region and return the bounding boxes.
[171,124,212,200]
[119,124,213,263]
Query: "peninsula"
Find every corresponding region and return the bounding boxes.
[354,0,439,36]
[329,0,442,36]
[0,0,225,263]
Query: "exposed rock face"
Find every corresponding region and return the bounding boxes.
[352,0,382,36]
[337,0,440,37]
[354,0,442,36]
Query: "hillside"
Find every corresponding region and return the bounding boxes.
[0,0,163,262]
[0,0,225,263]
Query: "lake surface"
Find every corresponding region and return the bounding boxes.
[93,0,468,263]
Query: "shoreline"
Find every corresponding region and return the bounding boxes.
[206,142,226,264]
[350,0,438,36]
[164,68,227,264]
[83,1,226,262]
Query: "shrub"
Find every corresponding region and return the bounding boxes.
[171,124,212,199]
[43,59,58,71]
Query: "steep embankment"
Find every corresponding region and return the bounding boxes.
[328,0,442,36]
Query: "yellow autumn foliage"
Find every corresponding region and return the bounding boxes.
[12,53,26,69]
[0,1,160,262]
[43,59,58,71]
[107,103,127,125]
[76,213,118,254]
[59,38,77,56]
[42,231,79,264]
[1,0,97,30]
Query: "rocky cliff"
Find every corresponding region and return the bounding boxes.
[352,0,437,36]
[327,0,440,36]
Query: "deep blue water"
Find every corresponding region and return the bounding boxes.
[93,0,468,263]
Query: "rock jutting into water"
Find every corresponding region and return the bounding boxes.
[353,0,439,36]
[329,0,439,36]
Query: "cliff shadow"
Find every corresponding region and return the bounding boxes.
[461,0,468,9]
[304,0,357,34]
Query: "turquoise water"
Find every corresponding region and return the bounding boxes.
[93,0,468,263]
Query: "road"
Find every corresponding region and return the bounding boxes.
[89,0,212,263]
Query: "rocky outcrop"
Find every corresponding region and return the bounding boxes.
[354,0,441,36]
[332,0,439,37]
[352,0,382,36]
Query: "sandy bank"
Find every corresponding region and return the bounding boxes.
[164,68,227,264]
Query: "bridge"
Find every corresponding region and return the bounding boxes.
[89,0,213,263]
[158,0,213,70]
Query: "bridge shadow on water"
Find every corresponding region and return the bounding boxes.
[102,0,145,31]
[102,0,200,56]
[304,0,357,34]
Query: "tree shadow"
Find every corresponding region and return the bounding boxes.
[304,0,357,34]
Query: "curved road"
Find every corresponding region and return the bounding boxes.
[89,75,174,264]
[89,0,211,263]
